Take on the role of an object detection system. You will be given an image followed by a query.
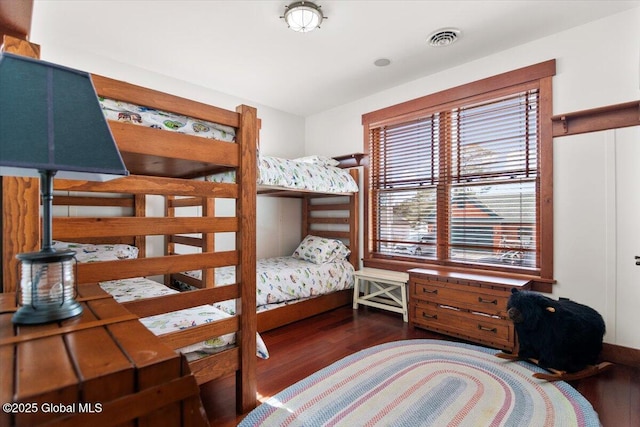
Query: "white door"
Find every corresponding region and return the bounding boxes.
[615,126,640,348]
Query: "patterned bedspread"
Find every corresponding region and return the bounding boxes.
[188,256,355,315]
[206,155,359,194]
[256,256,354,306]
[256,156,358,193]
[100,98,237,142]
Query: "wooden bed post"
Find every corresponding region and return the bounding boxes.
[236,104,258,413]
[134,194,146,257]
[349,169,360,270]
[1,36,41,292]
[302,197,310,238]
[202,196,215,287]
[164,195,175,287]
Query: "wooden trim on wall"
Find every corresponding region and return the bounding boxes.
[552,100,640,137]
[602,342,640,368]
[1,36,41,293]
[363,59,556,127]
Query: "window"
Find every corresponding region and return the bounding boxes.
[362,61,555,281]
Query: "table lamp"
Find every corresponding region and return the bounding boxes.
[0,53,129,324]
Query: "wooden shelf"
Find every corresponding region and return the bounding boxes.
[552,100,640,137]
[334,152,365,167]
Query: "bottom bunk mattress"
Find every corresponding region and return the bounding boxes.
[183,255,355,315]
[255,256,355,309]
[99,277,269,359]
[50,240,268,359]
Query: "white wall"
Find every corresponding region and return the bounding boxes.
[34,43,306,259]
[305,8,640,349]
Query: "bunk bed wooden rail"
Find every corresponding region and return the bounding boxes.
[258,171,360,331]
[167,168,360,333]
[52,188,247,381]
[2,63,260,416]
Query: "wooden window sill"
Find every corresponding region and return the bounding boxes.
[363,258,554,293]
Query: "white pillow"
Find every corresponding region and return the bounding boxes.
[292,235,350,264]
[52,241,139,263]
[294,155,340,167]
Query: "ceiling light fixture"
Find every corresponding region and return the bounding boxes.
[374,58,391,67]
[282,1,325,33]
[427,28,461,47]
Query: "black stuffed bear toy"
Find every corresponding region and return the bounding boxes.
[507,289,606,373]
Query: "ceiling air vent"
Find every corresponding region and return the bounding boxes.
[427,28,461,47]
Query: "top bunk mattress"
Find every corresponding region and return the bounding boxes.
[207,155,359,194]
[100,98,237,142]
[256,156,359,194]
[100,97,357,194]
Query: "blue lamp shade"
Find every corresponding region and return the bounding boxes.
[0,53,129,324]
[0,52,128,181]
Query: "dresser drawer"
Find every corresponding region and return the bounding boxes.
[411,278,509,317]
[408,269,529,352]
[411,301,513,350]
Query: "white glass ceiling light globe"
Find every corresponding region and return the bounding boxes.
[284,2,324,33]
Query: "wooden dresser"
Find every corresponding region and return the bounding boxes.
[408,268,531,352]
[0,283,208,427]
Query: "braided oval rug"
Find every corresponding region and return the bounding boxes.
[239,339,600,427]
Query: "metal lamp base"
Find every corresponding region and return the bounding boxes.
[13,249,83,325]
[12,300,83,324]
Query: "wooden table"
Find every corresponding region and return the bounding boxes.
[353,268,410,322]
[0,283,208,427]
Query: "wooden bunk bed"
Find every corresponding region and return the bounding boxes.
[167,159,361,333]
[257,164,359,332]
[1,63,260,417]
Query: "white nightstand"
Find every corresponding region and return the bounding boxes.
[353,267,409,322]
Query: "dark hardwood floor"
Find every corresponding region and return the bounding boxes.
[200,306,640,426]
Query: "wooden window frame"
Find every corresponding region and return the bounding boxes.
[362,60,556,291]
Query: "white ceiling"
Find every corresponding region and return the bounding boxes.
[31,1,639,117]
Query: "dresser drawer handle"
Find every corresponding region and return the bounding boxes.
[478,297,497,305]
[422,288,438,294]
[478,325,497,333]
[421,312,437,320]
